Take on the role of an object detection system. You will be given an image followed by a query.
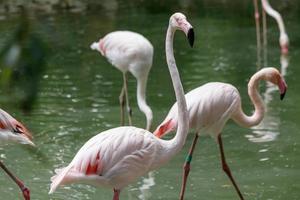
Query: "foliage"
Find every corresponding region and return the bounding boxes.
[0,8,47,113]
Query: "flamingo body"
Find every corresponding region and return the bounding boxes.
[0,108,34,200]
[155,68,287,139]
[261,0,289,54]
[0,109,33,146]
[154,67,287,200]
[91,31,154,130]
[157,82,241,138]
[49,126,171,193]
[92,31,153,77]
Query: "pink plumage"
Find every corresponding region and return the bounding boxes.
[155,82,241,138]
[49,127,160,192]
[0,108,34,200]
[91,31,154,130]
[154,67,287,200]
[50,12,194,200]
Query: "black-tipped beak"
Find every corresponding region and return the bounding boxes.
[280,91,286,100]
[187,28,194,47]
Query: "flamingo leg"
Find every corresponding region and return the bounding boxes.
[262,5,268,67]
[253,0,261,68]
[217,134,244,200]
[119,85,125,126]
[0,160,30,200]
[123,72,132,126]
[179,133,199,200]
[113,189,120,200]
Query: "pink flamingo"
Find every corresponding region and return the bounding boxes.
[0,109,34,200]
[253,0,289,56]
[90,31,154,131]
[261,0,289,54]
[49,12,194,200]
[154,67,287,200]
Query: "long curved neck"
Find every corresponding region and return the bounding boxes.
[261,0,287,36]
[164,25,189,154]
[136,75,153,131]
[233,72,265,127]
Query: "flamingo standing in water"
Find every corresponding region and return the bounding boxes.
[253,0,289,56]
[49,12,194,200]
[0,109,34,200]
[154,67,287,200]
[90,31,153,131]
[261,0,289,54]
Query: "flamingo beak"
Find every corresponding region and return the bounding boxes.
[187,28,195,47]
[278,78,287,100]
[280,90,286,100]
[179,18,194,47]
[187,28,194,47]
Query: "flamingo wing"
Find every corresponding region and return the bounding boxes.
[0,109,16,131]
[99,31,153,72]
[154,82,241,138]
[49,126,157,192]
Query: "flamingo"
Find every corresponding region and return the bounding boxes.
[49,12,194,200]
[154,67,287,200]
[262,0,289,54]
[253,0,289,56]
[0,109,34,200]
[90,31,154,131]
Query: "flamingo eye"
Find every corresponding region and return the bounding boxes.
[14,125,23,134]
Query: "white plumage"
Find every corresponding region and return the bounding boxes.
[261,0,289,54]
[0,108,34,146]
[50,12,194,200]
[156,82,241,138]
[91,31,153,130]
[154,67,287,200]
[49,126,163,192]
[0,108,34,200]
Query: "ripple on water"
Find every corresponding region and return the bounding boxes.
[247,117,280,143]
[259,158,270,162]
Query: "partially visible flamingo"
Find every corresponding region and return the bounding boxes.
[90,31,154,131]
[0,109,34,200]
[49,12,194,200]
[261,0,289,54]
[154,67,287,200]
[253,0,289,56]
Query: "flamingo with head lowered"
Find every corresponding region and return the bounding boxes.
[154,67,287,200]
[49,12,194,200]
[253,0,289,55]
[90,30,153,131]
[261,0,289,54]
[0,109,34,200]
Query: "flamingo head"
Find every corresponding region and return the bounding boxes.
[262,67,287,100]
[280,33,289,55]
[0,109,34,146]
[153,118,177,138]
[169,12,194,47]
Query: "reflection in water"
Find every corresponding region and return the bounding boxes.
[127,171,155,200]
[247,54,289,143]
[138,171,155,200]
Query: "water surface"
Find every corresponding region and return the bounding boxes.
[0,1,299,200]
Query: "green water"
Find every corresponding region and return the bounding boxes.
[0,1,299,200]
